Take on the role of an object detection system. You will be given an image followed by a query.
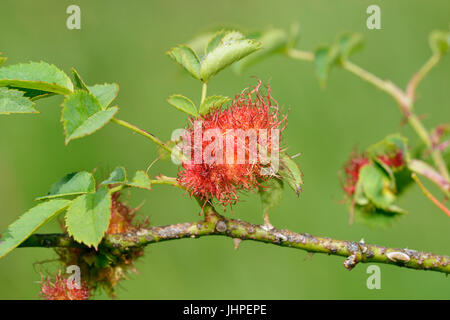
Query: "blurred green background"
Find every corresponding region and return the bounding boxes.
[1,0,449,299]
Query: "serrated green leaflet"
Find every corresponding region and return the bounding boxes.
[167,45,201,80]
[65,187,112,248]
[279,153,303,196]
[101,167,127,185]
[199,95,230,115]
[200,31,261,82]
[205,30,227,54]
[167,94,199,117]
[187,32,215,56]
[0,87,37,115]
[0,61,73,95]
[259,178,284,214]
[71,68,89,91]
[127,170,152,190]
[235,29,287,73]
[36,171,95,201]
[0,199,71,259]
[88,83,119,108]
[62,90,118,144]
[71,68,119,108]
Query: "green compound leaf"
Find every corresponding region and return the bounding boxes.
[0,199,71,259]
[65,187,112,248]
[0,61,73,96]
[279,153,304,196]
[167,94,199,117]
[36,171,96,201]
[235,28,288,73]
[429,29,450,54]
[167,45,201,80]
[88,83,119,108]
[101,167,127,185]
[259,178,284,214]
[199,95,231,115]
[200,31,261,83]
[61,90,118,144]
[0,87,37,115]
[127,170,152,190]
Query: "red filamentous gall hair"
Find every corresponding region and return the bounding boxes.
[178,81,287,207]
[341,152,370,197]
[40,271,91,300]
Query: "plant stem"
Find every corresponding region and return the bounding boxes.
[286,48,314,61]
[19,209,450,274]
[409,159,450,193]
[150,177,181,188]
[341,61,403,102]
[409,115,450,183]
[411,173,450,217]
[200,83,208,105]
[407,53,441,99]
[111,117,172,153]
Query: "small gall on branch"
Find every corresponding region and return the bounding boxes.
[340,134,410,227]
[40,271,91,301]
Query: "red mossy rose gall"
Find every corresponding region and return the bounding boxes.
[54,192,147,298]
[40,271,91,300]
[178,81,287,207]
[341,152,370,197]
[341,148,406,197]
[377,149,405,169]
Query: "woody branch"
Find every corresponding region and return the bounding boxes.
[19,206,450,274]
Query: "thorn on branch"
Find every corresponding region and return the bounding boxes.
[233,238,242,250]
[262,212,275,231]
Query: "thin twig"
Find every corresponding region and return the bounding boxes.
[411,173,450,218]
[112,118,172,153]
[200,83,208,105]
